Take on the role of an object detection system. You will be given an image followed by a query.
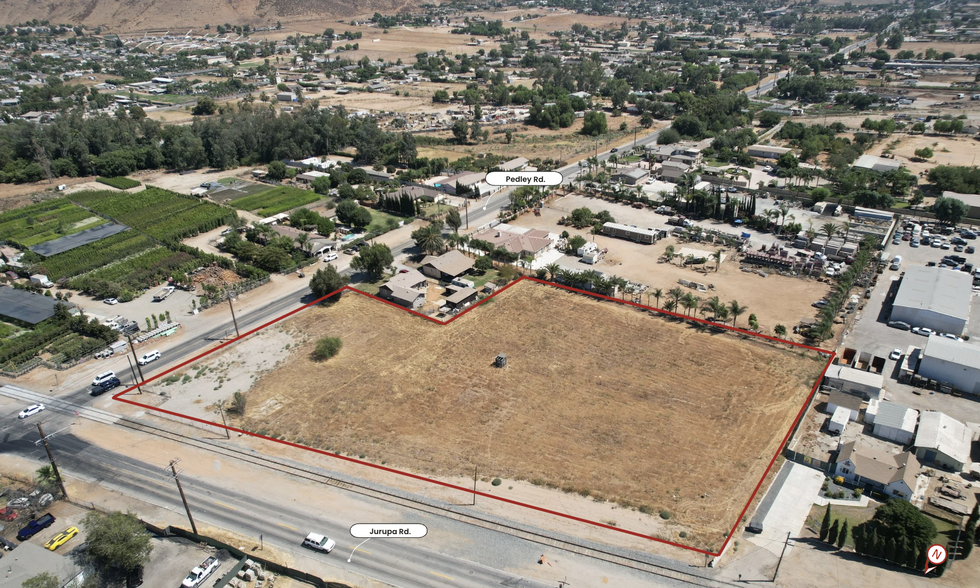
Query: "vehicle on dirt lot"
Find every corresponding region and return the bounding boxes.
[17,513,55,540]
[182,556,220,588]
[44,526,78,551]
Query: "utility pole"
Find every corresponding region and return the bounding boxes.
[127,335,146,385]
[36,424,68,499]
[126,355,143,394]
[772,532,791,581]
[464,198,469,230]
[227,294,240,339]
[217,405,230,439]
[472,466,477,506]
[167,459,198,534]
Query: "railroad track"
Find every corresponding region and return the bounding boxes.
[2,384,735,588]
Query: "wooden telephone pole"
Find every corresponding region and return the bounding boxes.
[167,459,197,534]
[36,423,68,499]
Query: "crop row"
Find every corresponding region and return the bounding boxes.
[96,176,141,189]
[0,321,70,366]
[231,186,321,216]
[71,187,233,242]
[0,198,106,247]
[35,231,156,281]
[67,246,198,300]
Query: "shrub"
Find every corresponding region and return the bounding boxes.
[491,478,502,486]
[312,336,342,361]
[660,510,672,520]
[679,531,688,538]
[834,476,844,485]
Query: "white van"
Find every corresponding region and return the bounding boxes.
[890,255,902,270]
[93,371,116,386]
[302,533,336,553]
[138,350,161,365]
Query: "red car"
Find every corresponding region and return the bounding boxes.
[0,508,17,521]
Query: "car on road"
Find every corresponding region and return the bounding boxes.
[91,377,121,396]
[44,526,78,551]
[888,320,911,331]
[302,532,336,553]
[137,350,160,365]
[93,371,116,386]
[18,404,45,419]
[889,349,902,360]
[610,147,618,153]
[912,327,935,337]
[103,298,118,305]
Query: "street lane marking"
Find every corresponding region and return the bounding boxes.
[348,545,371,554]
[213,501,238,510]
[429,571,454,581]
[277,522,298,531]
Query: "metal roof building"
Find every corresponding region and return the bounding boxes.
[872,401,919,445]
[913,411,974,471]
[918,336,980,395]
[889,266,972,335]
[853,154,903,173]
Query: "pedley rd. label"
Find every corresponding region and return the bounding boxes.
[350,523,428,538]
[486,171,563,187]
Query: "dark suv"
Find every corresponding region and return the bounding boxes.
[91,376,121,396]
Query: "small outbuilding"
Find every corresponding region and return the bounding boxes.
[825,390,862,422]
[872,402,919,445]
[828,406,850,436]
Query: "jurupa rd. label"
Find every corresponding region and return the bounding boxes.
[486,171,563,187]
[350,523,428,538]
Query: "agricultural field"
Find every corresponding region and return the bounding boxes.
[33,231,157,282]
[0,198,107,248]
[95,176,141,190]
[237,280,828,551]
[65,246,199,300]
[230,186,323,216]
[0,310,116,370]
[70,187,233,242]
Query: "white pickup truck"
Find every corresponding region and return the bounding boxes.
[181,556,220,588]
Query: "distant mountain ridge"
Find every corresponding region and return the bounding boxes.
[0,0,421,31]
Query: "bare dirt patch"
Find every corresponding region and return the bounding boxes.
[238,279,828,551]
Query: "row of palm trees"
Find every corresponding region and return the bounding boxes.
[653,288,749,328]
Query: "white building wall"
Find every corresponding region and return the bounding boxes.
[917,356,980,395]
[889,306,967,335]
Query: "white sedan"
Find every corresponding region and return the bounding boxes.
[18,404,45,419]
[889,349,902,360]
[103,298,118,305]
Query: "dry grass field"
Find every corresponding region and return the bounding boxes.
[240,279,828,549]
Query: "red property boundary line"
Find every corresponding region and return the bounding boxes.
[112,275,836,557]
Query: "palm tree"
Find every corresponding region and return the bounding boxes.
[651,287,663,308]
[712,249,724,272]
[545,263,561,281]
[557,268,575,285]
[728,300,746,327]
[777,203,790,233]
[680,293,697,316]
[668,287,683,308]
[295,232,310,254]
[610,276,628,298]
[446,233,462,250]
[662,244,675,264]
[663,299,677,312]
[701,295,720,317]
[840,220,852,244]
[821,222,838,247]
[416,224,444,255]
[35,465,57,488]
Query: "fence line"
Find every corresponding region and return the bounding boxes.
[783,448,833,474]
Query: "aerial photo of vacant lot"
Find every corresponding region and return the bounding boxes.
[239,279,829,550]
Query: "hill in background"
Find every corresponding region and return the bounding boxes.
[0,0,422,31]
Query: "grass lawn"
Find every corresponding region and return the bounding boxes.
[806,503,877,549]
[350,274,386,295]
[367,209,409,233]
[467,269,500,288]
[928,514,960,549]
[216,177,238,186]
[144,94,195,104]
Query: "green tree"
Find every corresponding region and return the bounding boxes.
[774,324,787,338]
[350,206,372,228]
[837,519,849,549]
[567,235,587,253]
[350,243,393,278]
[474,256,493,272]
[227,391,246,416]
[267,160,287,181]
[820,504,832,541]
[22,573,59,588]
[914,147,933,160]
[411,222,444,254]
[82,511,153,574]
[728,300,746,327]
[433,90,450,103]
[932,196,969,225]
[310,265,349,301]
[312,336,342,361]
[311,175,331,194]
[758,111,782,128]
[35,465,58,489]
[192,96,217,116]
[582,111,608,136]
[446,208,462,233]
[452,119,469,144]
[856,499,937,562]
[828,519,840,545]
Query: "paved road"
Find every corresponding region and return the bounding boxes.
[1,386,719,588]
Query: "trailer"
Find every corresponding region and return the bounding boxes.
[152,286,175,302]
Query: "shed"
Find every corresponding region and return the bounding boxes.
[822,364,883,399]
[826,390,862,422]
[828,406,849,436]
[872,402,919,445]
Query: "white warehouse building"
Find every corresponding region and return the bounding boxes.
[889,267,972,335]
[872,402,919,445]
[918,335,980,395]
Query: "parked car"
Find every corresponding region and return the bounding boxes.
[322,252,338,262]
[812,300,828,308]
[911,238,920,247]
[951,237,967,245]
[912,327,936,337]
[17,513,55,540]
[18,404,45,419]
[137,350,160,365]
[44,526,78,551]
[888,320,911,331]
[91,377,121,396]
[889,349,902,360]
[968,246,976,254]
[103,298,118,305]
[302,532,336,553]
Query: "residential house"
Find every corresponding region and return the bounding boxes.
[913,411,975,472]
[296,170,330,185]
[420,250,475,280]
[659,160,691,181]
[612,167,650,185]
[498,157,529,172]
[835,441,920,501]
[378,269,428,309]
[747,144,793,160]
[444,286,479,309]
[474,225,553,259]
